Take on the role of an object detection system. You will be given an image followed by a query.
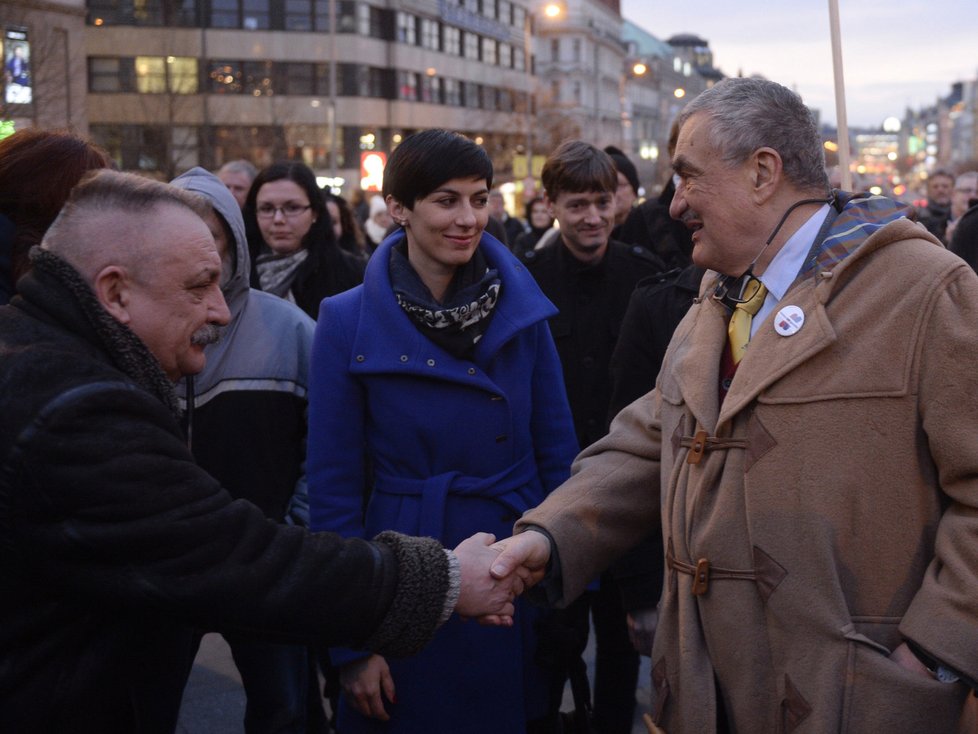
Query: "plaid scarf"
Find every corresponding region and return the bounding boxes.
[798,190,912,279]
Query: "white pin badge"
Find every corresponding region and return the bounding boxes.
[774,305,805,337]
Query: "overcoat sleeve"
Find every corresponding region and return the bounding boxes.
[4,381,448,658]
[899,260,978,684]
[517,388,662,605]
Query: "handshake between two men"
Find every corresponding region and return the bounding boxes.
[452,530,552,623]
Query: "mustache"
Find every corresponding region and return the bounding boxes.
[191,323,223,347]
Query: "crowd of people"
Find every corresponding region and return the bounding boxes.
[2,76,978,734]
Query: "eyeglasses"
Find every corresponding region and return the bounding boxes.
[256,203,312,219]
[713,272,764,308]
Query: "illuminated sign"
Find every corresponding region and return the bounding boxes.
[4,27,31,105]
[360,151,387,192]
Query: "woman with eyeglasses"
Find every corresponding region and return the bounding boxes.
[245,161,364,319]
[306,129,579,733]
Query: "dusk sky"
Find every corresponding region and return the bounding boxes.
[620,0,978,129]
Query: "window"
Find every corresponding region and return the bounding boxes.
[420,18,440,50]
[285,0,314,30]
[167,57,198,93]
[208,61,243,94]
[498,42,511,68]
[135,57,167,93]
[464,32,479,60]
[483,0,496,20]
[512,5,524,30]
[242,60,275,95]
[572,80,581,104]
[443,26,461,56]
[283,62,315,95]
[463,81,480,108]
[498,88,513,112]
[482,38,496,65]
[420,73,440,103]
[242,0,270,29]
[210,0,239,27]
[513,46,525,72]
[463,0,478,11]
[443,78,461,106]
[550,79,560,103]
[397,70,418,101]
[498,0,511,25]
[572,39,581,62]
[550,38,559,62]
[396,11,417,44]
[89,57,128,92]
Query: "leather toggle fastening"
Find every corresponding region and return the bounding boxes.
[680,430,748,465]
[667,549,756,596]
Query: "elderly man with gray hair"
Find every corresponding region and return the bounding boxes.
[0,169,523,733]
[493,77,978,733]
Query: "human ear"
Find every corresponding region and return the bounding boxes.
[751,147,782,205]
[387,197,408,227]
[93,265,132,325]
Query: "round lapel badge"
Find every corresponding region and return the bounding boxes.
[774,305,805,337]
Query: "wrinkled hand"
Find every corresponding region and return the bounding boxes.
[453,532,524,625]
[627,607,658,656]
[490,530,552,589]
[340,654,395,721]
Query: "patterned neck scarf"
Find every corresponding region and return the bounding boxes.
[255,248,309,298]
[390,241,502,359]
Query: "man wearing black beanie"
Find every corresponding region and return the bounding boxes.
[604,145,640,234]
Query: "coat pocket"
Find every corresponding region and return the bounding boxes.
[840,624,967,733]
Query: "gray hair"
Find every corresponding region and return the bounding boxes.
[678,77,829,193]
[217,159,258,181]
[43,169,210,281]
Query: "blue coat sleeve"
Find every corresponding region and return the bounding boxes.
[307,295,368,539]
[307,294,377,667]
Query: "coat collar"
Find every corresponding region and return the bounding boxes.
[350,229,557,383]
[669,217,938,432]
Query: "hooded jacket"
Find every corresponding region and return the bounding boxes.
[171,167,315,523]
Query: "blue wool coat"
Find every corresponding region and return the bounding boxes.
[308,230,578,733]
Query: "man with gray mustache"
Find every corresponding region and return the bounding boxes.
[0,169,523,734]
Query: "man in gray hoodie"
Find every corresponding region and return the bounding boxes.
[171,167,327,732]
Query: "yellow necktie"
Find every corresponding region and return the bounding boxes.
[727,279,767,365]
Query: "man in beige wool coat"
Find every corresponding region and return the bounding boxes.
[492,77,978,733]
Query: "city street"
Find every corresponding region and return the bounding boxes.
[178,631,653,734]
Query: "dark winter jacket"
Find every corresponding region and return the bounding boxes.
[616,180,693,270]
[0,249,452,734]
[521,238,664,448]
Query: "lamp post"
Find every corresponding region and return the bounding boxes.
[522,2,562,183]
[327,0,337,181]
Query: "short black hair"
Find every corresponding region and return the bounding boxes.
[383,129,493,209]
[541,140,617,200]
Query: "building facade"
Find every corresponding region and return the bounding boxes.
[83,0,538,185]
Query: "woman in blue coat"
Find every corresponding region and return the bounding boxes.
[307,129,578,733]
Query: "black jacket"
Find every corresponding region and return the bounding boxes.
[616,181,693,271]
[951,203,978,273]
[521,238,663,448]
[0,250,450,734]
